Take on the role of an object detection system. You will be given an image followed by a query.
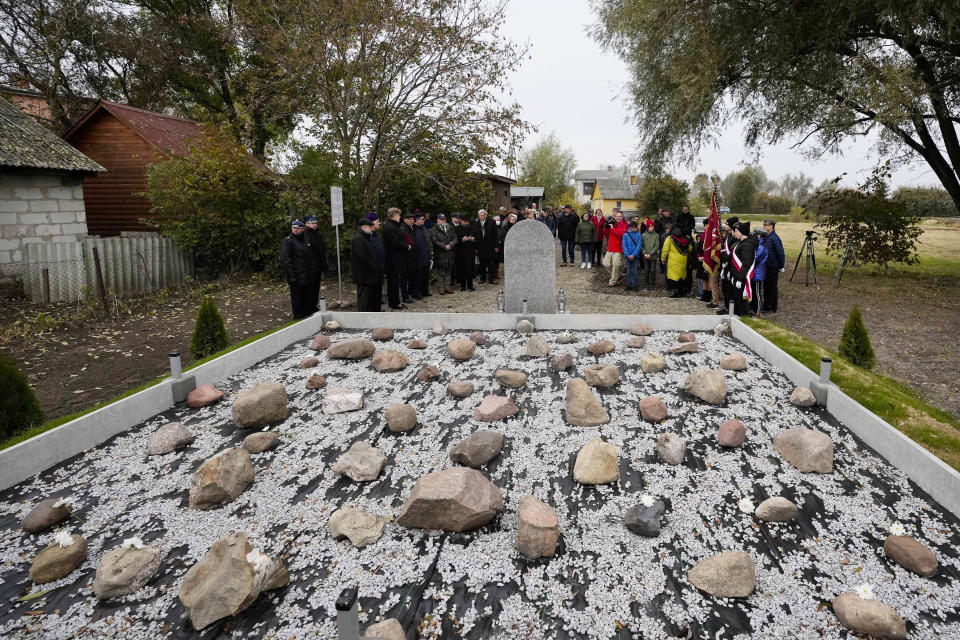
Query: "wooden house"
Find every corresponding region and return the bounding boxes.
[590,177,639,214]
[483,174,516,212]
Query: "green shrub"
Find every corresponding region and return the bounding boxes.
[838,306,876,369]
[0,352,44,440]
[190,296,230,360]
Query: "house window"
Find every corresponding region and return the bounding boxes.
[583,182,593,196]
[616,201,622,208]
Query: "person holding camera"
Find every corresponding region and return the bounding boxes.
[762,219,785,314]
[603,209,628,287]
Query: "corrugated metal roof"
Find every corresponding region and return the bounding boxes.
[511,186,544,197]
[0,96,104,173]
[574,169,621,181]
[594,177,636,199]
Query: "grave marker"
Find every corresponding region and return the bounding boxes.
[503,219,556,314]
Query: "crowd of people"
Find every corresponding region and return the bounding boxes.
[279,203,785,318]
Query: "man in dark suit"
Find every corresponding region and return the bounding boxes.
[472,208,499,284]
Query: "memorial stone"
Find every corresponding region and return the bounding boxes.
[503,219,556,314]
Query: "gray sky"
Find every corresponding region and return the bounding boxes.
[501,0,938,190]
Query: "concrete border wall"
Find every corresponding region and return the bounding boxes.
[325,312,721,332]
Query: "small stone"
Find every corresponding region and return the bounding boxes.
[30,534,88,584]
[516,319,535,334]
[474,395,519,422]
[188,448,255,510]
[883,535,938,577]
[432,323,449,335]
[688,551,756,598]
[624,500,665,537]
[331,442,386,482]
[714,322,732,337]
[148,421,195,455]
[657,432,686,465]
[21,499,71,534]
[323,320,341,331]
[447,338,476,361]
[677,332,696,343]
[416,365,441,382]
[327,338,376,359]
[447,380,474,398]
[628,323,654,336]
[310,333,331,350]
[516,495,559,560]
[231,381,288,428]
[305,373,327,390]
[755,497,798,522]
[573,438,619,484]
[450,431,503,468]
[300,355,319,369]
[555,333,576,344]
[523,336,550,357]
[550,353,574,371]
[789,386,817,406]
[186,384,224,408]
[371,327,394,341]
[587,339,615,355]
[832,593,906,640]
[371,349,410,373]
[720,352,747,370]
[328,507,385,548]
[242,431,279,454]
[385,404,417,432]
[584,364,619,388]
[494,368,528,388]
[323,387,364,413]
[396,467,503,532]
[773,427,833,473]
[668,341,699,354]
[407,339,427,349]
[94,544,163,600]
[717,419,746,447]
[684,368,727,405]
[640,352,666,373]
[364,618,405,640]
[639,396,667,422]
[565,378,610,426]
[469,331,488,345]
[626,336,646,348]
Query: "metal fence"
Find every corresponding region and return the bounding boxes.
[22,235,193,303]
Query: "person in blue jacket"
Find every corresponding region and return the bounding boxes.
[761,219,785,313]
[621,219,644,291]
[750,229,768,316]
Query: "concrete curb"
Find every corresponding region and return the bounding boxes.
[326,311,721,332]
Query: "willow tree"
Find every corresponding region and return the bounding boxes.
[517,132,577,206]
[593,0,960,213]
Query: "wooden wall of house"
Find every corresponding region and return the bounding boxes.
[490,178,512,211]
[66,111,161,236]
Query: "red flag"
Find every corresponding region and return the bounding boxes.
[702,187,722,274]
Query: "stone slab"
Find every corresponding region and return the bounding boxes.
[503,219,556,314]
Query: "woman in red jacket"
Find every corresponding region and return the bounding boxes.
[604,209,629,286]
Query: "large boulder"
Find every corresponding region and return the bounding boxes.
[628,323,654,336]
[323,387,364,413]
[447,338,476,361]
[371,327,394,341]
[773,427,833,473]
[624,500,666,537]
[29,534,88,584]
[639,396,667,422]
[565,378,610,426]
[385,404,417,432]
[883,535,938,577]
[447,380,474,398]
[474,395,518,422]
[754,497,797,522]
[310,333,331,351]
[371,349,410,373]
[188,448,255,510]
[186,384,224,408]
[148,421,194,455]
[450,431,503,468]
[179,532,288,630]
[584,364,619,388]
[516,495,559,560]
[331,442,386,482]
[523,337,550,357]
[832,593,906,640]
[719,352,747,371]
[242,431,279,454]
[688,551,756,598]
[327,339,375,360]
[231,381,288,428]
[684,369,727,405]
[328,507,385,548]
[587,339,615,355]
[789,386,817,407]
[494,369,528,389]
[717,419,746,447]
[21,498,70,534]
[396,467,503,532]
[416,365,441,382]
[657,433,686,465]
[573,438,619,484]
[93,543,163,600]
[640,353,666,373]
[365,619,405,640]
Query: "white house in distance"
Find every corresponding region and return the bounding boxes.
[574,167,639,206]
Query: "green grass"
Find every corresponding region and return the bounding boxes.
[743,317,960,471]
[0,317,303,451]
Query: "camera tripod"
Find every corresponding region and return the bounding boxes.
[790,232,820,289]
[833,239,863,286]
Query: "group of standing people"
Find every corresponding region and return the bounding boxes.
[279,216,329,319]
[711,217,785,316]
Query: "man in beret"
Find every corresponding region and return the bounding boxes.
[279,219,319,319]
[302,215,328,313]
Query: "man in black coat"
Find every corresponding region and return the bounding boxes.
[279,219,319,319]
[412,213,432,297]
[400,211,420,302]
[381,207,409,309]
[676,206,695,236]
[472,209,498,284]
[302,215,328,311]
[351,217,384,312]
[556,205,580,265]
[455,214,476,290]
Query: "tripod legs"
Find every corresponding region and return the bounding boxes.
[791,237,820,289]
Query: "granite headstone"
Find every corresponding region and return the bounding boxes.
[503,219,556,314]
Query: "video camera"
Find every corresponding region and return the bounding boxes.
[805,230,817,238]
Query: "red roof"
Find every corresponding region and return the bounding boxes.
[63,100,270,172]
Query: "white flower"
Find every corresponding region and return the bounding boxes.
[855,583,874,600]
[121,537,145,550]
[738,497,755,514]
[53,530,74,548]
[53,497,74,510]
[639,494,656,508]
[890,522,906,536]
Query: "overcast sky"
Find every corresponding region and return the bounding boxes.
[500,0,937,190]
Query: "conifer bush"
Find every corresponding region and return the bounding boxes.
[190,296,230,360]
[0,352,44,441]
[838,306,876,369]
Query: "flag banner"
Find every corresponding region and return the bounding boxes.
[703,187,722,274]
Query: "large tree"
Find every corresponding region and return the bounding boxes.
[593,0,960,213]
[517,132,577,206]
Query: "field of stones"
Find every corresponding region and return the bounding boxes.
[1,322,958,639]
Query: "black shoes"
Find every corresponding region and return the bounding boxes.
[390,304,406,310]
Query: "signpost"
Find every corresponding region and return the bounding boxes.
[330,186,344,306]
